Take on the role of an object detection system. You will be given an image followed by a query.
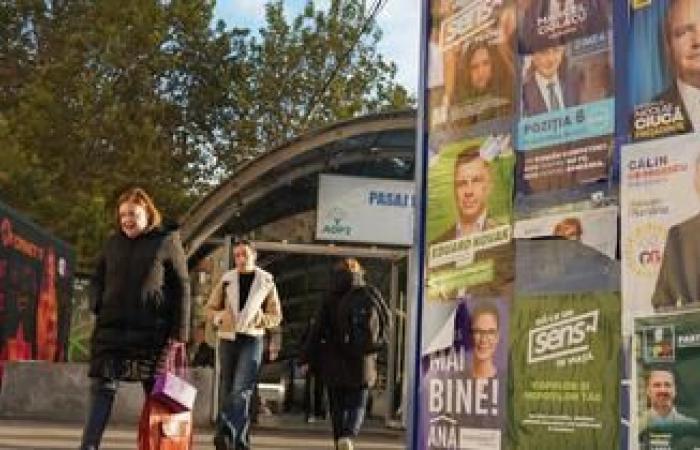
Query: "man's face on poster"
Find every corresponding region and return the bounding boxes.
[666,0,700,87]
[454,156,492,226]
[647,370,677,413]
[472,312,499,364]
[531,46,565,79]
[469,47,493,92]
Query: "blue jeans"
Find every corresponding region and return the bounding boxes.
[216,335,263,450]
[328,386,369,442]
[79,378,153,449]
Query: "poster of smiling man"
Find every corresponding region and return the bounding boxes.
[425,134,515,306]
[633,311,700,450]
[626,0,700,141]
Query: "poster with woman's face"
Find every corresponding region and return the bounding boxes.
[427,0,517,132]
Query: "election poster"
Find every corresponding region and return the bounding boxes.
[518,0,611,54]
[633,311,700,450]
[514,204,618,258]
[0,200,74,380]
[517,31,614,152]
[621,134,700,334]
[626,0,698,142]
[420,296,510,450]
[516,136,611,194]
[509,291,621,450]
[427,0,517,132]
[425,134,515,308]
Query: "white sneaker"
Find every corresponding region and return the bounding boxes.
[337,437,354,450]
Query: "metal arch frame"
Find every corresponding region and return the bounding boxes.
[185,148,411,258]
[181,110,416,257]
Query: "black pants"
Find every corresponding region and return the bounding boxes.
[304,371,326,419]
[79,378,153,449]
[327,386,369,442]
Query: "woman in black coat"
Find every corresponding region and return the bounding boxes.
[79,187,190,450]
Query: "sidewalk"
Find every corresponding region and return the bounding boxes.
[0,414,407,450]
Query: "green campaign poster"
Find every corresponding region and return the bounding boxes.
[509,292,620,450]
[635,311,700,450]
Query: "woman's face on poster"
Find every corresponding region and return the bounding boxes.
[469,47,493,91]
[472,312,499,363]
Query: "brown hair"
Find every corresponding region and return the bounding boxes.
[454,145,487,170]
[336,257,364,275]
[552,217,583,239]
[471,302,500,329]
[115,187,162,231]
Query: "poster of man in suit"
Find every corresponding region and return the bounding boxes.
[425,134,514,304]
[621,134,700,335]
[628,0,700,141]
[516,30,614,195]
[634,311,700,450]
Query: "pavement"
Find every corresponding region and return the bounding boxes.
[0,414,407,449]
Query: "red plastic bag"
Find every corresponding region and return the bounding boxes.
[137,397,193,450]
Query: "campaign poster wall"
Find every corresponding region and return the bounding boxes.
[627,0,698,142]
[518,0,611,54]
[425,134,515,310]
[427,0,516,131]
[633,311,700,450]
[621,134,700,334]
[517,30,615,152]
[514,204,618,258]
[420,297,510,450]
[0,201,74,378]
[509,291,621,450]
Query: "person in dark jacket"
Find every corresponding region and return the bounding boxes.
[302,317,326,423]
[78,187,190,450]
[302,258,383,450]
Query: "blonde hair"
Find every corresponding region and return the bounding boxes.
[115,187,162,231]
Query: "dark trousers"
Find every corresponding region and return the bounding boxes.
[216,335,263,450]
[79,378,153,449]
[304,371,326,419]
[327,386,369,442]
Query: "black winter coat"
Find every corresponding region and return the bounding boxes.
[88,225,190,381]
[302,273,378,388]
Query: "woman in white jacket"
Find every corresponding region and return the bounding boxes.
[205,240,282,450]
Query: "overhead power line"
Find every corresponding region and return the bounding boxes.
[299,0,389,130]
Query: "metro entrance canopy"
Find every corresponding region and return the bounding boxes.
[180,109,416,259]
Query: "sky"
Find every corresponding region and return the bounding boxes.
[212,0,421,94]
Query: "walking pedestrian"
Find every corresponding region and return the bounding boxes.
[302,317,326,423]
[205,240,282,450]
[302,258,390,450]
[79,187,190,450]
